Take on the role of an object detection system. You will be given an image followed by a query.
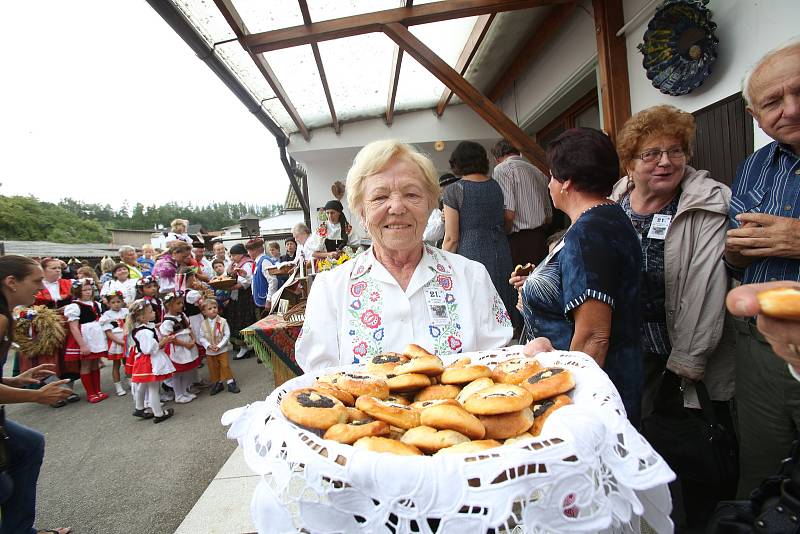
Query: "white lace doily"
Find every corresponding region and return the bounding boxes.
[222,347,675,534]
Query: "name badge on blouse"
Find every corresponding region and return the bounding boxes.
[647,214,672,240]
[424,287,450,326]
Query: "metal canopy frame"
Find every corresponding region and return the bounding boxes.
[153,0,632,175]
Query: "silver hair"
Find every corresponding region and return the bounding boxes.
[292,222,310,235]
[742,37,800,107]
[118,245,136,256]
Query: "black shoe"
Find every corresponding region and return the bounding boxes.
[132,409,154,419]
[209,382,224,396]
[51,399,68,408]
[66,392,80,403]
[227,380,241,394]
[153,408,174,424]
[161,383,173,392]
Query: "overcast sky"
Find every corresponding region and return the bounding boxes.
[0,1,289,209]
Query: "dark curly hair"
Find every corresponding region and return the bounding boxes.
[547,128,620,196]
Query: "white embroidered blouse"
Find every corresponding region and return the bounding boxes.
[295,245,512,372]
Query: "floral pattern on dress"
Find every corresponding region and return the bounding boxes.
[491,292,512,326]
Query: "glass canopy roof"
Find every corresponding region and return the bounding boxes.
[170,0,482,135]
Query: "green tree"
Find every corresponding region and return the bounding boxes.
[0,196,109,243]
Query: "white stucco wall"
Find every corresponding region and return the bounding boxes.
[623,0,799,149]
[288,105,500,230]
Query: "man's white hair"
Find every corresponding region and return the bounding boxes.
[118,245,136,256]
[742,37,800,107]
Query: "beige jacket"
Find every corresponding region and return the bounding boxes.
[611,166,735,404]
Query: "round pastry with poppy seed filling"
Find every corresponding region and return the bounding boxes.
[491,357,543,385]
[336,373,390,399]
[366,352,411,375]
[312,382,355,406]
[280,388,348,430]
[530,394,572,436]
[520,368,575,401]
[440,363,492,385]
[456,377,495,404]
[462,384,533,415]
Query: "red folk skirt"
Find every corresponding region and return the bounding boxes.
[64,334,107,362]
[130,353,173,384]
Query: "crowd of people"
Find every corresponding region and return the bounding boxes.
[295,41,800,531]
[0,38,798,534]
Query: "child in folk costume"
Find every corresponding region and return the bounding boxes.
[126,299,175,423]
[197,299,240,395]
[136,276,163,324]
[100,291,129,396]
[100,263,137,307]
[159,291,199,403]
[63,279,108,403]
[165,218,192,247]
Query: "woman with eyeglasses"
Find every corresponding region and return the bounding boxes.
[611,105,735,526]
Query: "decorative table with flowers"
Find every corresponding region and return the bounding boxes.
[241,314,303,386]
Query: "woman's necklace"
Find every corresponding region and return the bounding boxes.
[576,200,615,220]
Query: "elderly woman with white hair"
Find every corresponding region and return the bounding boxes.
[296,140,513,372]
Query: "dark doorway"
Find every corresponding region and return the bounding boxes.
[691,92,754,187]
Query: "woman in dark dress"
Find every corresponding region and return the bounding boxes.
[442,141,516,317]
[224,243,257,359]
[516,128,644,425]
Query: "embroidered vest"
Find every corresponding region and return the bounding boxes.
[252,255,269,307]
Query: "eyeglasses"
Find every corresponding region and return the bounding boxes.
[634,146,685,163]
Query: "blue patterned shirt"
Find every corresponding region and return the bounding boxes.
[729,141,800,284]
[521,204,643,423]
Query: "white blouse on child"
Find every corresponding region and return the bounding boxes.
[133,325,176,376]
[64,301,107,353]
[160,314,198,365]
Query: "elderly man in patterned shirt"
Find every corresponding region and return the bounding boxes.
[725,40,800,497]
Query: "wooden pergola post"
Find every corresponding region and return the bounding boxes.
[593,0,631,141]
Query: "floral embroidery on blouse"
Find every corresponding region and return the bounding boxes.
[491,293,512,326]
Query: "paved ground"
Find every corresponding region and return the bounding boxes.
[5,354,274,534]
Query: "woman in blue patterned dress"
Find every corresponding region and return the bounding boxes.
[518,128,644,424]
[442,141,516,318]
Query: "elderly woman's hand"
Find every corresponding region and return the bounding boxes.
[523,337,555,357]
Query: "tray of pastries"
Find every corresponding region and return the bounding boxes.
[224,345,675,533]
[208,276,238,291]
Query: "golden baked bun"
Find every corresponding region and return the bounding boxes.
[435,439,502,455]
[456,377,495,405]
[355,396,421,429]
[440,364,492,385]
[336,373,390,399]
[520,368,575,401]
[400,426,470,453]
[757,288,800,320]
[419,403,485,440]
[386,373,431,392]
[513,263,534,277]
[393,354,444,376]
[491,357,543,385]
[414,384,461,402]
[366,352,410,376]
[324,420,390,444]
[462,384,533,415]
[403,343,435,359]
[280,388,347,430]
[411,398,460,411]
[354,436,422,456]
[478,407,534,440]
[312,382,355,406]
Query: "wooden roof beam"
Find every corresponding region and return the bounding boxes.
[246,0,572,54]
[386,0,414,126]
[486,2,576,102]
[382,22,548,171]
[436,13,495,116]
[593,0,631,141]
[212,0,311,141]
[298,0,340,134]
